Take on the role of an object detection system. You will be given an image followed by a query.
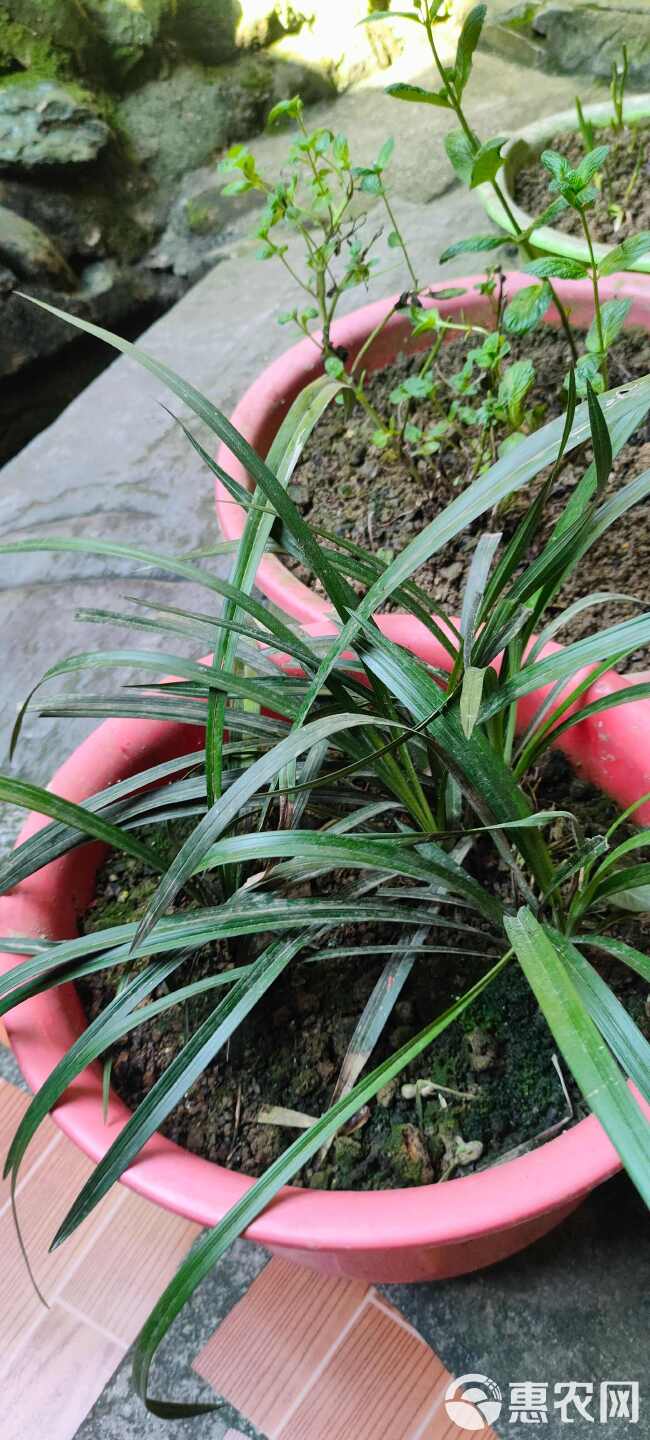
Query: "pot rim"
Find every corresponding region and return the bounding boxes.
[477,97,650,273]
[0,708,646,1252]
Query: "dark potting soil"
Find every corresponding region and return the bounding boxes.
[513,122,650,247]
[285,325,650,665]
[79,753,649,1192]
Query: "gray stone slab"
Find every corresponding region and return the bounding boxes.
[385,1174,649,1439]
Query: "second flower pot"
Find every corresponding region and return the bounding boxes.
[477,98,650,273]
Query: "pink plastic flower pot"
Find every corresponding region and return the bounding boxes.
[1,272,649,1283]
[0,653,649,1283]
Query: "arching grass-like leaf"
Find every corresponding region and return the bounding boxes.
[4,953,186,1185]
[49,932,312,1247]
[573,934,650,984]
[0,751,206,894]
[505,910,650,1205]
[555,933,650,1102]
[0,777,163,874]
[480,612,650,724]
[206,373,343,807]
[288,375,650,729]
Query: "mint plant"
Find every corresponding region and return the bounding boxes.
[221,95,383,358]
[575,48,645,236]
[370,6,650,394]
[365,1,579,362]
[221,86,544,474]
[529,146,650,391]
[220,94,415,445]
[366,272,541,472]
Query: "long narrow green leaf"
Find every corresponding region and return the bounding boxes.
[460,532,501,662]
[0,752,206,894]
[480,613,650,723]
[13,297,358,623]
[526,592,643,663]
[133,713,412,948]
[0,777,162,873]
[586,381,613,496]
[51,931,313,1246]
[4,954,185,1183]
[355,622,553,890]
[505,909,650,1203]
[553,931,650,1102]
[193,828,496,915]
[326,925,429,1116]
[207,374,343,806]
[574,934,650,983]
[480,371,577,620]
[289,376,650,726]
[12,649,303,746]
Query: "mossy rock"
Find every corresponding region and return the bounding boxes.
[2,1,88,59]
[0,202,75,284]
[0,7,70,81]
[167,0,242,63]
[118,53,332,192]
[82,0,168,78]
[0,81,111,169]
[1,0,170,86]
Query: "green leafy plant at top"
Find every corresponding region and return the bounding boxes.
[361,267,543,472]
[366,8,650,398]
[575,96,596,156]
[575,47,647,240]
[219,95,415,446]
[529,146,650,393]
[365,1,580,361]
[0,296,649,1416]
[611,43,630,134]
[220,85,546,475]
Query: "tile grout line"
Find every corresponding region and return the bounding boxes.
[48,1182,130,1306]
[0,1129,63,1222]
[0,1165,129,1376]
[55,1296,130,1352]
[369,1294,433,1346]
[273,1290,375,1439]
[408,1385,450,1440]
[2,1302,50,1368]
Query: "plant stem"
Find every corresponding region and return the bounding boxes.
[354,383,389,435]
[421,5,578,364]
[491,179,579,363]
[350,300,402,376]
[579,208,607,387]
[277,250,317,302]
[623,127,644,204]
[381,189,419,288]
